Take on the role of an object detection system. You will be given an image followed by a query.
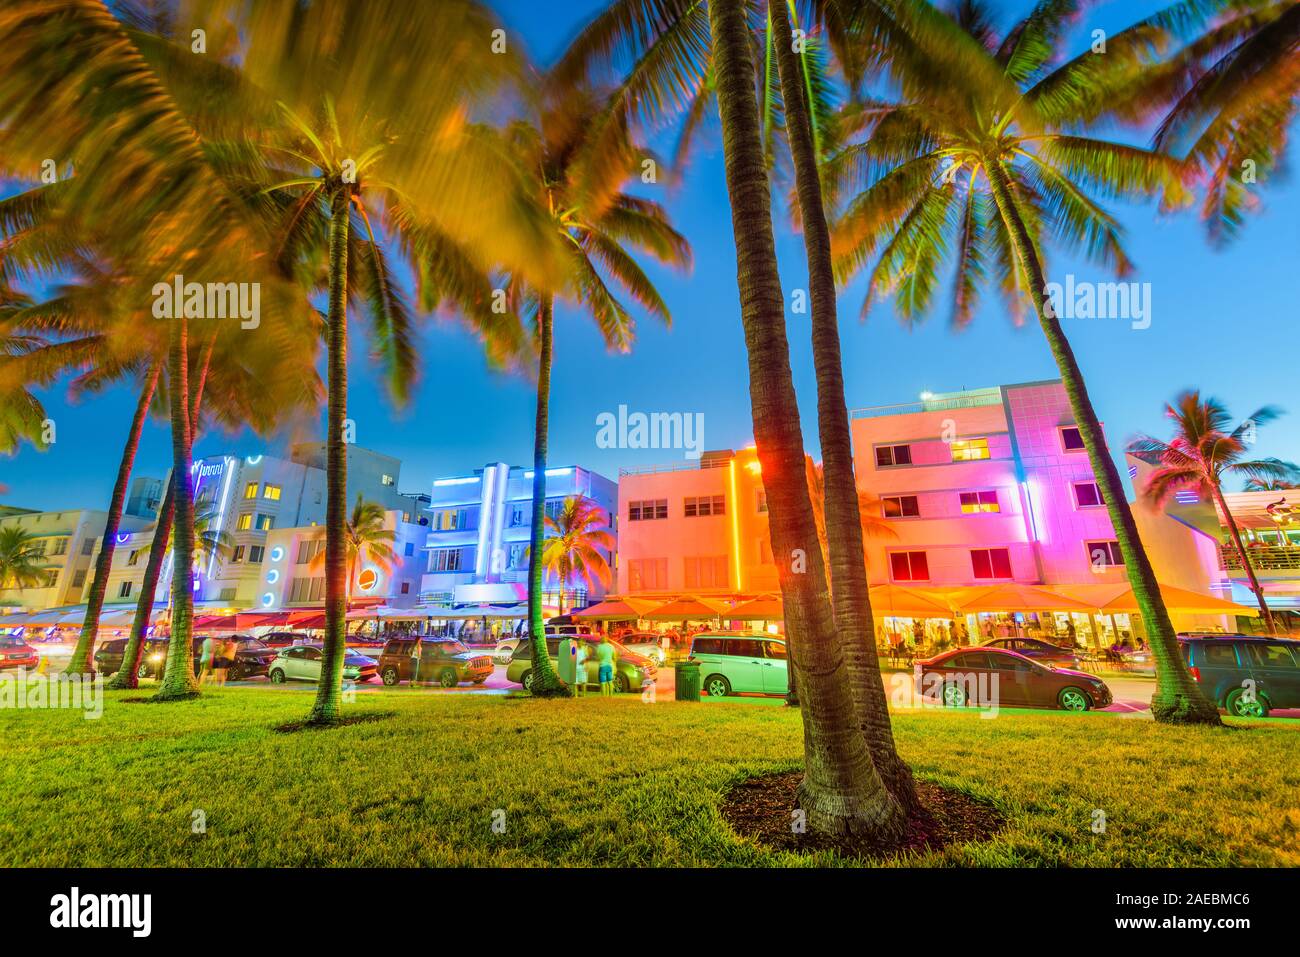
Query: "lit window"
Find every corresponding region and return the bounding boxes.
[262,484,281,501]
[950,438,990,461]
[889,551,929,582]
[882,495,920,518]
[382,474,395,486]
[1073,482,1104,508]
[237,513,253,531]
[628,499,668,521]
[243,482,259,499]
[1060,426,1086,452]
[971,548,1013,579]
[1086,541,1123,568]
[960,490,1000,514]
[231,546,245,564]
[756,490,768,513]
[127,549,141,566]
[875,444,912,468]
[255,514,274,531]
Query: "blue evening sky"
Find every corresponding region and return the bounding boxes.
[2,0,1296,511]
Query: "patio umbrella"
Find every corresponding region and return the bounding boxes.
[572,597,662,621]
[643,596,728,621]
[947,583,1097,614]
[868,584,957,618]
[194,614,239,631]
[1057,582,1259,616]
[726,595,784,621]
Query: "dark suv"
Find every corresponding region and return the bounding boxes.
[95,637,171,679]
[1180,635,1300,717]
[377,637,494,687]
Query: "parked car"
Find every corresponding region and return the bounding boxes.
[267,643,378,684]
[689,633,788,697]
[506,635,655,693]
[203,637,280,680]
[493,636,523,664]
[617,631,667,666]
[377,637,494,687]
[95,636,171,679]
[917,646,1111,711]
[1180,635,1300,717]
[259,631,314,648]
[981,636,1080,669]
[0,634,39,670]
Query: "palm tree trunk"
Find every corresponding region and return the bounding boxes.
[153,314,199,700]
[1211,484,1276,633]
[983,155,1219,725]
[308,187,351,725]
[769,0,918,813]
[65,359,161,676]
[709,0,902,839]
[527,295,565,695]
[109,335,216,690]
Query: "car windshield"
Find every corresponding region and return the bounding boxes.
[0,636,25,648]
[239,639,269,651]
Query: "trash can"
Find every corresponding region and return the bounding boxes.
[674,659,701,702]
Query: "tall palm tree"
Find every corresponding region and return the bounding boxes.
[188,0,566,724]
[1127,392,1299,633]
[307,495,398,602]
[537,495,616,615]
[506,84,690,697]
[0,526,46,591]
[707,0,903,839]
[825,0,1220,726]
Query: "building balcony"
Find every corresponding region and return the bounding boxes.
[1220,544,1300,571]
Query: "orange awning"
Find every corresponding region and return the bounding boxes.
[726,595,784,621]
[946,583,1097,614]
[1053,582,1259,616]
[868,584,957,618]
[643,596,728,621]
[572,597,661,621]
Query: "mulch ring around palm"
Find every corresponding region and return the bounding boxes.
[721,771,1004,860]
[273,712,396,734]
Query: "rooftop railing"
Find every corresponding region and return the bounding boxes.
[850,388,1004,420]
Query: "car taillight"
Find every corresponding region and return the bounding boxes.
[1188,666,1201,682]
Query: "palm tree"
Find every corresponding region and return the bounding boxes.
[1127,392,1299,633]
[0,526,46,591]
[537,496,616,615]
[1244,477,1299,491]
[824,0,1220,726]
[505,84,690,697]
[307,496,398,602]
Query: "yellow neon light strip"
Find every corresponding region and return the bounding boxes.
[728,460,743,592]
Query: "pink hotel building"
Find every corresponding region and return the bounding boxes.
[615,380,1229,639]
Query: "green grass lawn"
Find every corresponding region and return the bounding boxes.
[1,686,1296,866]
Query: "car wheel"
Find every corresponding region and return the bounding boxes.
[269,668,286,684]
[472,677,487,685]
[136,663,150,680]
[1057,686,1090,712]
[381,667,400,687]
[703,674,731,698]
[439,668,458,688]
[942,682,967,708]
[228,665,243,681]
[613,673,630,694]
[521,670,534,692]
[1225,688,1268,718]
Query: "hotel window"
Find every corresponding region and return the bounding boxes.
[1072,481,1104,508]
[404,542,415,557]
[219,588,236,602]
[889,550,929,582]
[432,506,477,531]
[429,547,468,572]
[72,570,86,589]
[875,444,912,468]
[400,581,411,595]
[231,546,245,564]
[127,549,142,566]
[756,490,768,513]
[507,543,528,570]
[51,538,68,556]
[508,504,528,527]
[1086,541,1124,568]
[757,538,774,565]
[544,499,566,521]
[289,576,325,603]
[44,570,58,588]
[950,437,990,461]
[248,545,265,564]
[262,483,282,501]
[118,581,133,599]
[628,499,668,521]
[971,548,1013,580]
[243,481,259,499]
[237,513,253,531]
[882,495,920,518]
[1060,426,1086,452]
[959,490,1000,514]
[255,514,274,531]
[82,538,95,556]
[628,557,669,591]
[295,540,325,565]
[684,495,726,517]
[382,474,395,486]
[684,556,729,589]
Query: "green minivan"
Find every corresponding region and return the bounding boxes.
[690,632,788,697]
